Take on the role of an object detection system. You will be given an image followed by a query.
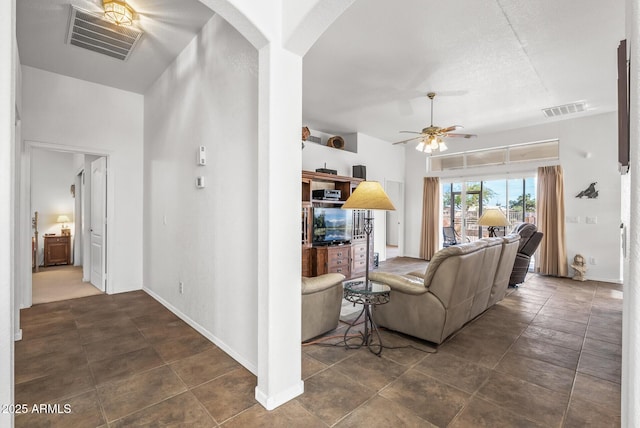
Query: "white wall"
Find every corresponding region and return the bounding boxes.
[302,132,405,260]
[403,112,621,283]
[1,0,16,425]
[21,66,144,294]
[144,15,259,371]
[30,148,75,265]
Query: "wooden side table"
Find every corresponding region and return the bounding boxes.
[44,235,71,267]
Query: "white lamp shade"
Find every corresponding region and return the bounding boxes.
[57,215,71,223]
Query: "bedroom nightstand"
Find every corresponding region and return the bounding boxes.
[44,235,71,267]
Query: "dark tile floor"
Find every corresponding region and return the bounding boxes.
[15,258,622,427]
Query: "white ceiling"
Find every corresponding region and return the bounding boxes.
[17,0,625,143]
[303,0,626,143]
[17,0,214,93]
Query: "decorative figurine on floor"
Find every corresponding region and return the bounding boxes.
[571,254,587,281]
[576,182,598,199]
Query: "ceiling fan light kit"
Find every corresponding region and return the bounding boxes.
[103,0,134,26]
[393,92,476,154]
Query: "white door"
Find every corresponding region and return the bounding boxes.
[90,157,107,291]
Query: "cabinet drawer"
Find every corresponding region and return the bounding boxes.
[352,259,367,274]
[328,247,349,267]
[328,264,350,276]
[328,247,348,259]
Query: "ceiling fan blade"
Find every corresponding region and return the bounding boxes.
[392,136,423,145]
[399,131,422,134]
[444,133,478,139]
[440,125,463,133]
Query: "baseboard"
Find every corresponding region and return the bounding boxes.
[255,381,304,411]
[142,286,257,375]
[583,276,623,284]
[14,329,22,341]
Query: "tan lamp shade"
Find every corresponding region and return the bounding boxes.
[477,208,509,227]
[342,181,396,211]
[57,215,71,224]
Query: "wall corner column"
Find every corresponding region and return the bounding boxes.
[255,42,304,410]
[623,0,640,424]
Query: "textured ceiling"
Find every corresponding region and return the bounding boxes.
[303,0,625,143]
[16,0,625,143]
[17,0,214,93]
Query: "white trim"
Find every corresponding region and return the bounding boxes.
[255,381,305,411]
[142,286,257,375]
[14,329,21,341]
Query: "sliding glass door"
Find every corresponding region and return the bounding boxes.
[442,176,536,243]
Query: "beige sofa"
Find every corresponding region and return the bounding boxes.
[301,273,345,342]
[369,235,519,344]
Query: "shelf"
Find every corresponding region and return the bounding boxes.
[311,199,345,205]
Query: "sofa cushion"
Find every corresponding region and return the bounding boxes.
[423,239,488,289]
[368,272,428,295]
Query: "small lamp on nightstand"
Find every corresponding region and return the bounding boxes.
[478,207,509,237]
[57,215,71,236]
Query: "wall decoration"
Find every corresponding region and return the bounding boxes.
[575,182,598,199]
[301,126,310,150]
[327,135,345,149]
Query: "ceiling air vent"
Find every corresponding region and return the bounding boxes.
[66,6,143,61]
[542,102,586,118]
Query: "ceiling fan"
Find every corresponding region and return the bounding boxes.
[393,92,477,153]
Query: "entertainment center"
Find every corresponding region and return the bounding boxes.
[302,170,373,279]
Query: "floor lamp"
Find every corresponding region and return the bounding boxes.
[478,207,509,237]
[342,181,396,288]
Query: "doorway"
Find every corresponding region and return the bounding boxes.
[385,180,404,260]
[22,142,111,307]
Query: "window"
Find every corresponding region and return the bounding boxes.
[442,176,536,243]
[430,140,558,172]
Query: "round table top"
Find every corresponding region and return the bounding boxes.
[344,280,390,295]
[343,280,390,306]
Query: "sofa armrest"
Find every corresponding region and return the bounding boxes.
[406,270,426,279]
[302,273,345,294]
[368,272,428,295]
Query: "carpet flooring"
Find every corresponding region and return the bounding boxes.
[32,265,103,304]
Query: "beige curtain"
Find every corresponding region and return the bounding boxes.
[537,165,568,276]
[420,177,440,260]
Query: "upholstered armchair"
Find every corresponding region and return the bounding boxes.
[509,223,543,286]
[301,273,345,342]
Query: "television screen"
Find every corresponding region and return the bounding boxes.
[313,207,352,244]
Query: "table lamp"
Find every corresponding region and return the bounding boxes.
[342,181,396,288]
[57,215,71,235]
[477,207,509,237]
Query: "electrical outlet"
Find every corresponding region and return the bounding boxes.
[589,257,596,265]
[179,281,184,294]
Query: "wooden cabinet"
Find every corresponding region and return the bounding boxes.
[301,170,371,279]
[351,242,369,276]
[44,235,71,267]
[313,245,351,277]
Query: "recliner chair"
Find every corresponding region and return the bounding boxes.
[301,273,345,342]
[509,223,543,286]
